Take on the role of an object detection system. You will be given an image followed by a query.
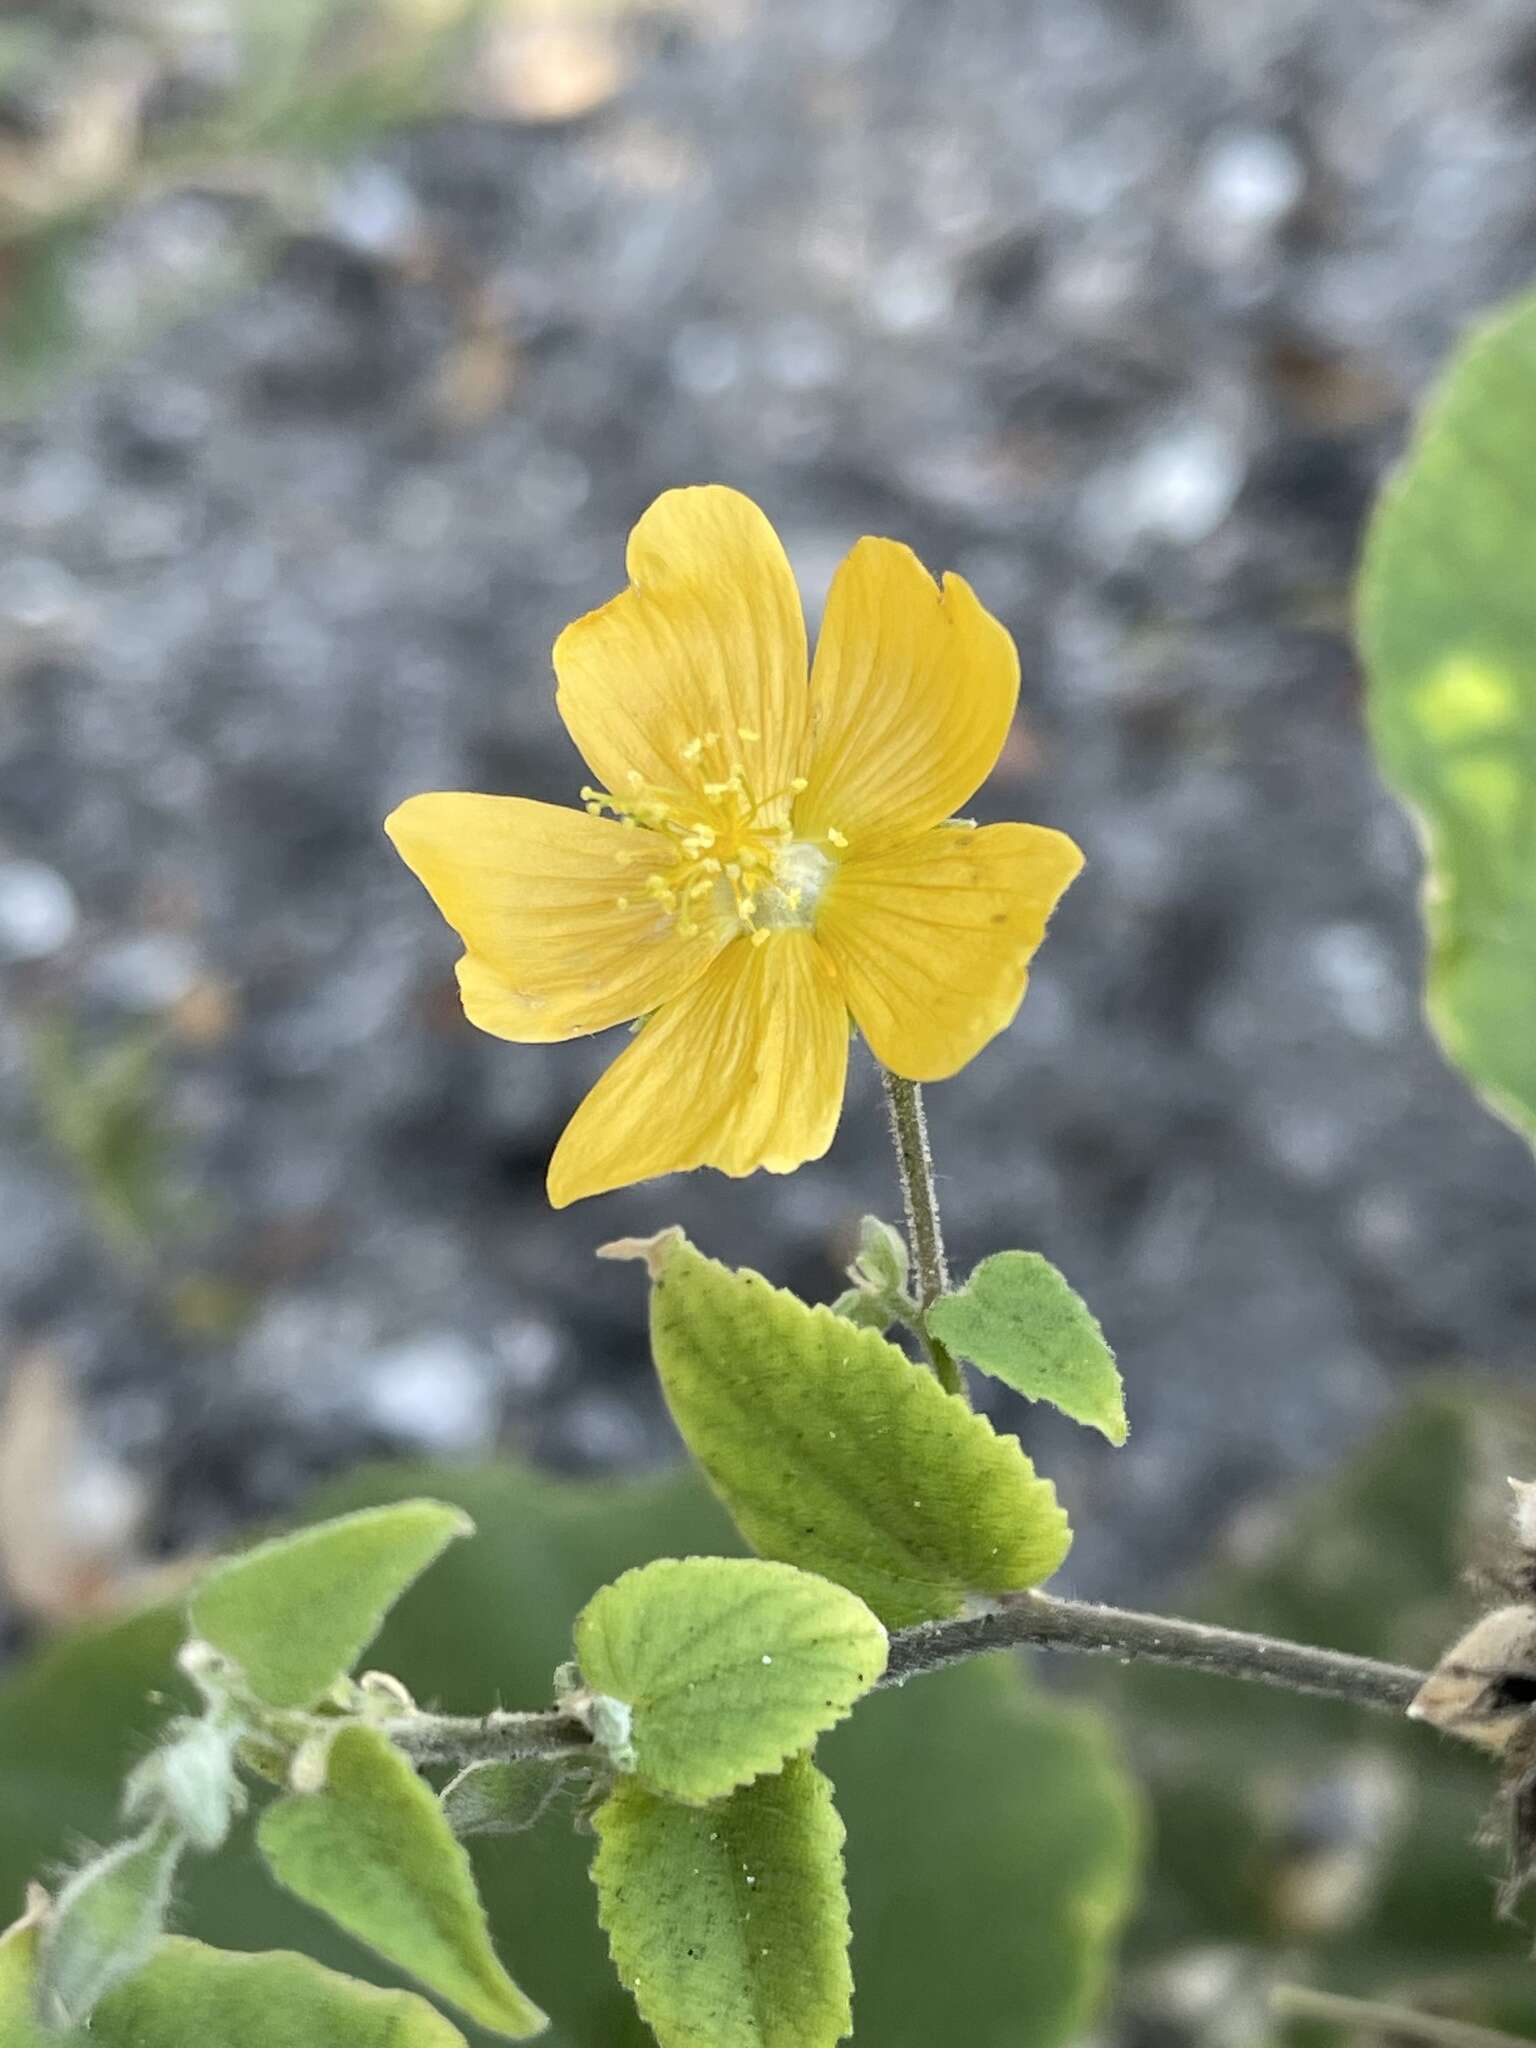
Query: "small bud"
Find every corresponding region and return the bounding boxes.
[1409,1604,1536,1754]
[853,1215,909,1297]
[34,1818,183,2029]
[830,1288,895,1334]
[287,1732,336,1796]
[124,1719,244,1853]
[356,1669,417,1715]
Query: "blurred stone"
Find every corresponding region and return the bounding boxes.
[0,860,77,961]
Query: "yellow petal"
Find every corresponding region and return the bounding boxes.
[554,485,809,815]
[546,930,847,1206]
[385,792,723,1042]
[795,539,1019,855]
[816,822,1083,1081]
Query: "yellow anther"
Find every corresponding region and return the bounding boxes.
[751,927,772,947]
[627,769,643,788]
[681,736,705,762]
[738,726,761,743]
[689,879,713,900]
[615,895,630,910]
[826,826,849,849]
[790,776,808,792]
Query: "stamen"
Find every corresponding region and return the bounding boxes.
[827,826,849,849]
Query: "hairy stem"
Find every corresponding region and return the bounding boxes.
[386,1707,594,1767]
[879,1069,963,1397]
[883,1590,1424,1712]
[1271,1986,1532,2048]
[384,1592,1424,1769]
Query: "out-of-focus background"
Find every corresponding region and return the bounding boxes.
[2,0,1535,1632]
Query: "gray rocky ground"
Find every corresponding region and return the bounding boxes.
[3,0,1536,1629]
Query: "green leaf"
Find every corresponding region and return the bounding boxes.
[927,1251,1128,1444]
[4,1911,472,2046]
[257,1723,546,2040]
[0,1455,1139,2048]
[97,1937,471,2047]
[440,1759,569,1840]
[628,1232,1071,1627]
[35,1818,183,2028]
[1359,288,1536,1146]
[573,1558,886,1804]
[851,1216,909,1296]
[828,1288,895,1333]
[592,1754,852,2048]
[189,1499,472,1707]
[0,1902,49,2048]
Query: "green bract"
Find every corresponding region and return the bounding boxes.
[592,1755,852,2048]
[439,1758,570,1839]
[928,1251,1128,1444]
[573,1557,887,1804]
[626,1232,1071,1627]
[189,1498,472,1708]
[257,1723,546,2040]
[1360,287,1536,1146]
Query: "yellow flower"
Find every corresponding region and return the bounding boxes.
[386,486,1082,1207]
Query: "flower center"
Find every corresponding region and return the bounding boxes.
[583,730,841,943]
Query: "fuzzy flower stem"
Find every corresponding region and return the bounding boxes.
[384,1596,1424,1770]
[878,1069,964,1398]
[881,1591,1425,1711]
[1270,1987,1534,2048]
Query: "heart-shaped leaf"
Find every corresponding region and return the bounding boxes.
[592,1753,851,2048]
[928,1252,1127,1444]
[257,1724,545,2040]
[189,1499,471,1709]
[611,1232,1071,1627]
[574,1558,886,1803]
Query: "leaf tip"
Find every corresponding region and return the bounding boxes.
[596,1228,687,1279]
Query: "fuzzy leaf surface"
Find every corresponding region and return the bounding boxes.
[257,1723,545,2039]
[189,1499,471,1707]
[35,1818,182,2027]
[928,1251,1127,1444]
[1359,288,1536,1145]
[592,1754,851,2048]
[440,1758,568,1839]
[642,1235,1071,1626]
[574,1558,886,1803]
[3,1919,472,2047]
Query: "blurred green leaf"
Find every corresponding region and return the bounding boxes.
[96,1937,474,2048]
[573,1557,886,1804]
[592,1755,851,2048]
[1097,1390,1536,2035]
[258,1724,546,2039]
[635,1233,1072,1627]
[1360,289,1536,1148]
[190,1498,472,1708]
[0,1456,1138,2048]
[35,1817,183,2029]
[928,1250,1128,1444]
[28,1020,177,1263]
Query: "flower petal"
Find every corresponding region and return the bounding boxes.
[816,822,1083,1081]
[546,931,847,1206]
[795,539,1019,854]
[386,792,723,1042]
[554,485,809,814]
